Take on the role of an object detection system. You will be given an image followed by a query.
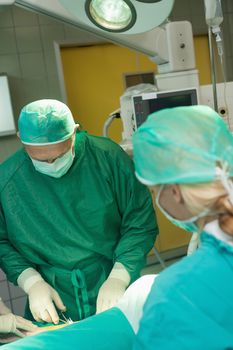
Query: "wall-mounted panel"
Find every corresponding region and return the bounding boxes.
[0,76,16,136]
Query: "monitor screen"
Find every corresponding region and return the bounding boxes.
[132,88,198,129]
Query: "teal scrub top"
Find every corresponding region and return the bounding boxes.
[1,308,135,350]
[134,233,233,350]
[0,132,158,320]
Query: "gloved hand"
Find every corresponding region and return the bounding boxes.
[27,280,66,324]
[96,278,128,313]
[0,313,37,338]
[96,262,131,314]
[18,268,66,324]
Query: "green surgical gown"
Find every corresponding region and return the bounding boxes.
[0,132,158,321]
[134,233,233,350]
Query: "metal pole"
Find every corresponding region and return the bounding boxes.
[152,247,166,269]
[208,26,218,112]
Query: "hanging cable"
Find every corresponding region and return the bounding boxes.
[103,109,121,137]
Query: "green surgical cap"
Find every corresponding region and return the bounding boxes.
[133,105,233,185]
[18,99,75,145]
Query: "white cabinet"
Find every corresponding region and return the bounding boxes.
[0,76,15,136]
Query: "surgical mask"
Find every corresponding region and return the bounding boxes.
[31,147,75,178]
[155,185,210,233]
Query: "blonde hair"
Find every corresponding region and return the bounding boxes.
[180,178,233,236]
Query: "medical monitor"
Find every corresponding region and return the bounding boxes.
[132,88,198,130]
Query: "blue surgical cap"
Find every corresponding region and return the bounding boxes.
[18,99,76,145]
[133,105,233,186]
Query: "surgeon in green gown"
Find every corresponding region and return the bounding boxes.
[0,99,158,324]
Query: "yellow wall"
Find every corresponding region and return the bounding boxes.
[61,36,211,142]
[60,36,211,252]
[194,35,211,85]
[61,44,156,143]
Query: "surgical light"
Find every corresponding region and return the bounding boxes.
[136,1,162,3]
[15,0,175,36]
[85,0,136,32]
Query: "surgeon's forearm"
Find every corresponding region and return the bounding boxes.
[0,244,34,284]
[114,225,157,281]
[17,268,43,293]
[108,262,131,286]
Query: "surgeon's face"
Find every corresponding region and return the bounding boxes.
[152,184,193,221]
[24,137,74,163]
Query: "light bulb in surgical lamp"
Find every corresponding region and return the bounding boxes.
[85,0,136,32]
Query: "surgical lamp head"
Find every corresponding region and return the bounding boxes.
[58,0,174,34]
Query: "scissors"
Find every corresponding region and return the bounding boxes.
[59,311,73,324]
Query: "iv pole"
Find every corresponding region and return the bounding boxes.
[208,26,218,112]
[204,0,224,113]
